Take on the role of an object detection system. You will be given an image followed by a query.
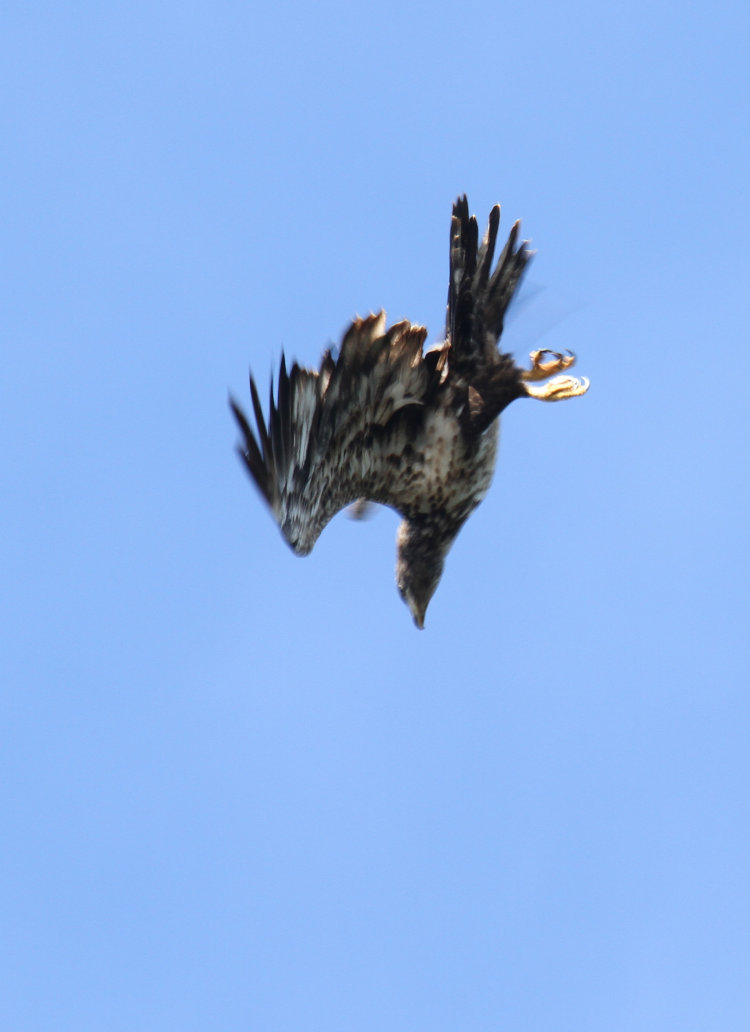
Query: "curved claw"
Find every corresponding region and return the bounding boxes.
[522,349,577,382]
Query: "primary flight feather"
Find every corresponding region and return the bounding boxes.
[230,196,589,627]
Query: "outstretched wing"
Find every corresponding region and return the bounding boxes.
[230,312,433,555]
[446,195,533,377]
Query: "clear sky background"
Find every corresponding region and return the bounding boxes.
[2,2,749,1029]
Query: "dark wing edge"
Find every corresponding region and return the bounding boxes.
[446,195,533,369]
[230,311,430,555]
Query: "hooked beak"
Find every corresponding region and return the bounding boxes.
[409,602,426,630]
[401,586,427,629]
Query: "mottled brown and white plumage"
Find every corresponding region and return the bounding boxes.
[230,196,589,627]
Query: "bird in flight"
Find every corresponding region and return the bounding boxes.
[231,196,589,627]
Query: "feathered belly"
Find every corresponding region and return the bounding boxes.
[283,407,500,554]
[373,412,500,520]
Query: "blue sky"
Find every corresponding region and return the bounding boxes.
[2,1,749,1029]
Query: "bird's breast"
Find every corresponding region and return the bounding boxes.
[381,410,500,518]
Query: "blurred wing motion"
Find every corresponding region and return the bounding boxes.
[230,312,436,556]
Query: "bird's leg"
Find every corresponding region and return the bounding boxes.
[346,498,376,520]
[521,349,576,382]
[524,374,590,401]
[520,349,589,401]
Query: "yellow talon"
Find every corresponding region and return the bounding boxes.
[524,375,590,401]
[522,349,577,382]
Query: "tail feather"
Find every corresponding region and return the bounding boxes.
[484,219,530,340]
[475,203,500,293]
[446,196,533,369]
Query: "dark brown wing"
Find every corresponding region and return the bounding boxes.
[446,196,533,377]
[230,312,432,555]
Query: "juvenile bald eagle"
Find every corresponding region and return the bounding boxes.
[231,196,588,627]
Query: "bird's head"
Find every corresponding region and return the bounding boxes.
[395,519,449,629]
